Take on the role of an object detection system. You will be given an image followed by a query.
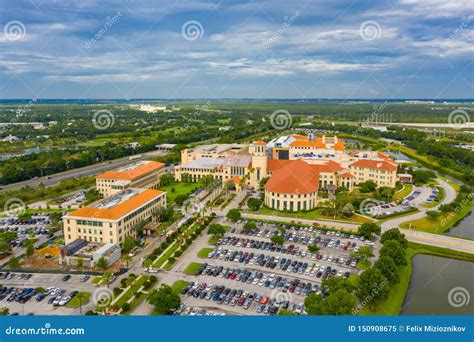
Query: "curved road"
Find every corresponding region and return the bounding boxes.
[381,178,457,231]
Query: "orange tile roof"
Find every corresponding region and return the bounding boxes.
[339,172,354,178]
[289,138,326,148]
[290,134,307,140]
[265,159,319,194]
[254,140,266,145]
[68,189,164,220]
[334,140,345,151]
[377,152,391,160]
[96,161,165,181]
[267,159,292,172]
[224,176,242,184]
[351,159,397,172]
[312,160,345,173]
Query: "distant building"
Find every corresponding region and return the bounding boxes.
[96,160,165,197]
[137,104,167,113]
[62,188,166,245]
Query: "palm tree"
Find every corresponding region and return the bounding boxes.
[122,255,132,269]
[76,292,89,315]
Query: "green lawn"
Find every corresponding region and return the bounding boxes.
[208,236,219,245]
[197,247,214,258]
[400,197,472,234]
[257,206,371,223]
[392,184,413,202]
[172,280,189,295]
[66,292,91,308]
[159,182,198,203]
[184,262,204,275]
[153,242,181,268]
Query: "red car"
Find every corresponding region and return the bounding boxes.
[261,296,269,305]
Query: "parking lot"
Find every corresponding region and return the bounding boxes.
[174,219,379,315]
[0,271,97,315]
[0,213,52,248]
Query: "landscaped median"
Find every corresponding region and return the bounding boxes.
[197,247,213,258]
[66,292,91,308]
[102,274,158,315]
[184,262,203,275]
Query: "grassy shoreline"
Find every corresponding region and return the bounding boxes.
[360,242,474,315]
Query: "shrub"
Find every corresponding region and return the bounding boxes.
[121,303,131,312]
[113,287,123,296]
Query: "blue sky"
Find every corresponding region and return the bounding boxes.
[0,0,472,99]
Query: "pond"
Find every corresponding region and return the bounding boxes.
[401,254,474,315]
[444,209,474,239]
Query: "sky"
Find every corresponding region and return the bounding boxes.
[0,0,472,99]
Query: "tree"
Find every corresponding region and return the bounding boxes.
[376,186,395,202]
[320,289,357,315]
[76,256,84,270]
[134,220,146,238]
[243,222,257,232]
[143,259,153,268]
[95,257,108,270]
[159,173,174,186]
[359,180,377,193]
[26,243,34,257]
[122,236,136,253]
[351,246,374,263]
[208,224,226,237]
[0,241,12,255]
[307,244,320,253]
[380,240,407,266]
[122,254,132,269]
[271,235,284,246]
[0,307,9,315]
[247,197,263,211]
[322,276,355,294]
[304,293,323,315]
[411,169,436,184]
[174,194,189,206]
[226,209,241,222]
[426,210,441,221]
[375,256,399,285]
[7,256,20,269]
[358,222,381,240]
[278,309,296,316]
[153,206,174,222]
[380,228,408,249]
[76,292,90,315]
[356,268,390,310]
[147,284,180,315]
[259,177,269,189]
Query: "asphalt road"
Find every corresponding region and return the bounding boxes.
[0,151,168,192]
